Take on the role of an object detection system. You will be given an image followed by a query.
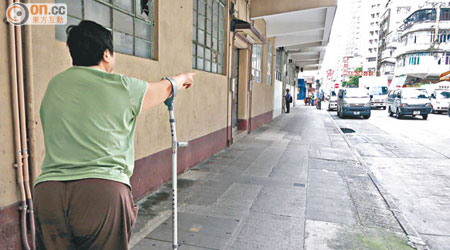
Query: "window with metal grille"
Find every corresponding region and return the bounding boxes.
[275,48,283,81]
[192,0,226,74]
[251,44,262,83]
[266,42,272,85]
[55,0,155,59]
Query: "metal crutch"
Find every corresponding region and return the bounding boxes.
[163,77,188,250]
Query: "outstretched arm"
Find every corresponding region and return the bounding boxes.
[141,73,194,113]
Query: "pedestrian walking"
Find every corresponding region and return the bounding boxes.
[285,89,293,113]
[33,20,194,250]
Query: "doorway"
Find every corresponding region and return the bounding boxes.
[231,48,239,137]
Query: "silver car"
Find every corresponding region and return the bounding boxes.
[328,90,338,111]
[387,88,432,120]
[337,88,371,119]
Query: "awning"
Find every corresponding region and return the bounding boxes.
[391,75,407,88]
[232,20,265,44]
[439,70,450,80]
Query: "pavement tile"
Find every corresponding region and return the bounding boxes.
[251,186,306,217]
[232,212,304,250]
[132,107,410,250]
[146,213,239,249]
[133,238,213,250]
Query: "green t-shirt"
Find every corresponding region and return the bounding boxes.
[34,66,148,187]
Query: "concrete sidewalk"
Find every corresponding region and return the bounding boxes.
[130,106,413,250]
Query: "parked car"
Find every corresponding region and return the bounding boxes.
[387,88,432,120]
[328,90,337,111]
[431,89,450,114]
[368,86,388,109]
[337,88,371,119]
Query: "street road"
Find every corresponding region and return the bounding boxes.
[331,108,450,250]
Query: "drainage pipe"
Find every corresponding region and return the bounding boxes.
[23,0,37,185]
[8,0,31,248]
[14,0,36,247]
[23,10,37,249]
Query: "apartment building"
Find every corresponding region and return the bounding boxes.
[377,0,421,83]
[363,0,384,72]
[0,0,336,248]
[395,1,450,84]
[344,0,383,74]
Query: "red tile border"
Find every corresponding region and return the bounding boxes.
[130,127,228,200]
[249,110,273,132]
[237,119,248,131]
[0,203,22,250]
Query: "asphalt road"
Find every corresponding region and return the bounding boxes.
[331,107,450,250]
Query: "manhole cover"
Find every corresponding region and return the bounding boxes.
[340,128,355,133]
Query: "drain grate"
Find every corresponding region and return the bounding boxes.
[293,183,305,187]
[340,128,355,133]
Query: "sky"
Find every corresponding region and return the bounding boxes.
[321,0,355,75]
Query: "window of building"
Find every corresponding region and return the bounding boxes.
[252,44,263,83]
[267,42,273,85]
[276,49,283,81]
[193,0,226,74]
[438,30,450,43]
[56,0,155,59]
[441,9,450,20]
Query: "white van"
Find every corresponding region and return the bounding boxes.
[368,86,388,109]
[431,89,450,114]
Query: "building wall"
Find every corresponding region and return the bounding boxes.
[0,0,280,248]
[0,0,18,209]
[0,0,230,247]
[273,80,283,118]
[250,19,274,131]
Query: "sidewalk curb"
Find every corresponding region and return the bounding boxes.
[327,112,430,250]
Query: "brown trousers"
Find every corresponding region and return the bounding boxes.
[34,179,138,250]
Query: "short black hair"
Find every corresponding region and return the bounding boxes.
[66,20,113,66]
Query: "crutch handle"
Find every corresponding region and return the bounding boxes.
[163,77,178,108]
[177,142,189,148]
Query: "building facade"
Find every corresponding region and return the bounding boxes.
[362,0,384,72]
[377,0,421,83]
[395,2,450,84]
[0,0,336,248]
[344,0,383,76]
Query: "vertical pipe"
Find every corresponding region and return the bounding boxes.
[14,1,36,246]
[435,5,441,43]
[8,0,31,248]
[23,0,37,186]
[22,5,37,248]
[168,106,178,250]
